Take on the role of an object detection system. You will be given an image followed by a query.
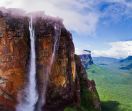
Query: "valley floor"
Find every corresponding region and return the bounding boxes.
[87,64,132,111]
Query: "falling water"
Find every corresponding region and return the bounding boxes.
[35,23,61,111]
[16,17,38,111]
[51,23,61,65]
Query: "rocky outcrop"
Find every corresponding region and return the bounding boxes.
[0,10,101,111]
[80,50,94,69]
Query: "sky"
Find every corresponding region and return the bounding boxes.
[0,0,132,58]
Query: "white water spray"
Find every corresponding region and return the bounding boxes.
[16,17,38,111]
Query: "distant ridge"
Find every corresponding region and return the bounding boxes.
[119,56,132,70]
[120,56,132,62]
[93,56,119,65]
[92,56,132,70]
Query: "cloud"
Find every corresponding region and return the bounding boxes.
[0,0,132,37]
[75,48,92,55]
[75,48,84,55]
[92,41,132,58]
[0,0,99,35]
[100,0,132,18]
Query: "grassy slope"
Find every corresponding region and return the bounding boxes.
[87,64,132,111]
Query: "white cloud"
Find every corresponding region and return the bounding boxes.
[0,0,99,35]
[75,48,92,55]
[75,48,84,55]
[0,0,132,36]
[92,41,132,58]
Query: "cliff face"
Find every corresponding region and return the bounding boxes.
[75,55,101,111]
[0,12,29,111]
[0,10,101,111]
[34,18,76,111]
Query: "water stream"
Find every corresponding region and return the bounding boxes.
[16,17,38,111]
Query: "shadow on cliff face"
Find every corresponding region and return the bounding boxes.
[101,101,122,111]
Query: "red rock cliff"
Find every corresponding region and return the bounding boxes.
[0,10,101,111]
[0,11,29,111]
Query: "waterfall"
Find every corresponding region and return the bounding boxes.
[16,17,38,111]
[35,23,61,111]
[51,23,61,65]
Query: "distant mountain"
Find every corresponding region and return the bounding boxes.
[79,50,93,69]
[92,56,132,71]
[93,57,119,65]
[119,56,132,70]
[120,56,132,63]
